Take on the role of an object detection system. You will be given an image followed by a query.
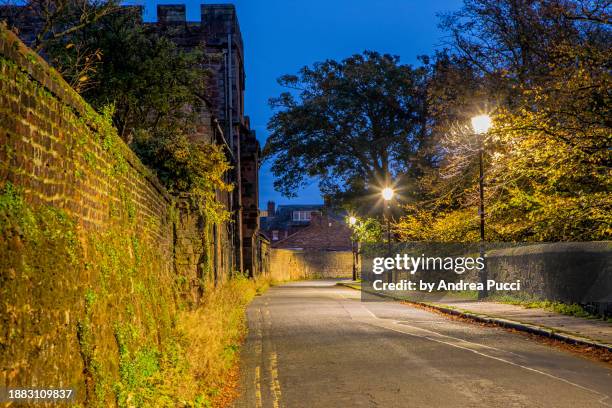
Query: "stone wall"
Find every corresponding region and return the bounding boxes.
[360,242,611,313]
[485,242,611,305]
[268,248,353,281]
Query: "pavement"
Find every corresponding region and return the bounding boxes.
[233,280,612,408]
[341,281,612,350]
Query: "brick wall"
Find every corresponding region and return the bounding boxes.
[0,23,236,285]
[268,248,353,281]
[0,24,238,397]
[0,26,173,247]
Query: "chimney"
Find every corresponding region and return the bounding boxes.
[323,194,333,213]
[267,201,275,216]
[157,5,186,24]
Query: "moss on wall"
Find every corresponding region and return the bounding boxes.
[0,183,178,405]
[0,25,245,407]
[0,183,260,407]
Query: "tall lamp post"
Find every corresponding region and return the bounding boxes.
[471,114,492,299]
[382,187,394,283]
[348,216,357,281]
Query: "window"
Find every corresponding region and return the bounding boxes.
[292,210,320,221]
[272,230,279,241]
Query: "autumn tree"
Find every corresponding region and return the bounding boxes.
[396,0,611,241]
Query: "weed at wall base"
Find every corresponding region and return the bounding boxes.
[0,184,269,407]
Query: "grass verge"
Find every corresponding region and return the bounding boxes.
[488,293,612,322]
[176,274,270,407]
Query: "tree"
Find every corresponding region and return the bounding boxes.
[2,6,233,221]
[346,216,383,243]
[1,0,120,91]
[70,9,232,221]
[396,0,611,241]
[64,8,209,141]
[265,51,430,209]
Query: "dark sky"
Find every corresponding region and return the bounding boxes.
[139,0,464,208]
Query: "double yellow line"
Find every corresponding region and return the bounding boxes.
[254,305,283,407]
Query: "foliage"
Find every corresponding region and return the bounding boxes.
[395,207,480,243]
[395,0,611,242]
[265,51,431,208]
[68,9,208,141]
[347,216,384,243]
[0,185,265,407]
[132,129,233,223]
[177,274,270,406]
[4,5,232,222]
[1,0,120,91]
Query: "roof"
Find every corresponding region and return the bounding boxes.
[272,214,352,251]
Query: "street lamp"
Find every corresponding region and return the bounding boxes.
[348,216,358,281]
[382,187,394,201]
[471,114,492,135]
[382,186,394,283]
[470,114,492,243]
[471,114,492,299]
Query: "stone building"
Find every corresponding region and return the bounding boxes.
[152,4,263,277]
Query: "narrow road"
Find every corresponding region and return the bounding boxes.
[233,280,612,408]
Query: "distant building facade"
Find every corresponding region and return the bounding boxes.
[260,201,325,242]
[261,201,350,251]
[272,214,352,251]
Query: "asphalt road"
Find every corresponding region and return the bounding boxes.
[233,280,612,408]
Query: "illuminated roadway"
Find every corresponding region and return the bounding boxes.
[233,280,612,408]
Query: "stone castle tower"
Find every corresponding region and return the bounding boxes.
[152,4,262,277]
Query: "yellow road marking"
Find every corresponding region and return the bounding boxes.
[255,365,262,408]
[270,351,282,408]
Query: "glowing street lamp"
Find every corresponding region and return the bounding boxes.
[470,114,492,243]
[381,186,395,283]
[348,216,358,280]
[382,187,394,201]
[471,114,492,299]
[471,114,492,135]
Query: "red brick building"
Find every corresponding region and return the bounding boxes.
[260,202,324,242]
[272,214,352,251]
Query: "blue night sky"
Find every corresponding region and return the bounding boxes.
[138,0,464,208]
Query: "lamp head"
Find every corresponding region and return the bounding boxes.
[348,216,357,226]
[471,114,492,134]
[382,187,394,201]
